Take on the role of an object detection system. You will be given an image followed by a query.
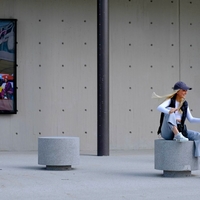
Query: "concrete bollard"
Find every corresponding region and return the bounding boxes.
[38,136,80,170]
[154,139,199,177]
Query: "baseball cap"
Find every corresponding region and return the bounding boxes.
[173,81,192,90]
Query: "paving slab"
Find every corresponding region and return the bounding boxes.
[0,150,200,200]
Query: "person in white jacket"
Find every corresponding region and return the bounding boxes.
[153,81,200,157]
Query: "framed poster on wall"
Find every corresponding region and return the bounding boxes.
[0,19,17,114]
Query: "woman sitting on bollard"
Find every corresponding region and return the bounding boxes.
[152,81,200,157]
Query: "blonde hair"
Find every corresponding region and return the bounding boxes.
[152,89,185,113]
[151,90,179,99]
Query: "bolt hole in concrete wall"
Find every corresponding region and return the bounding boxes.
[0,0,200,152]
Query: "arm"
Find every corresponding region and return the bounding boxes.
[157,99,171,114]
[187,107,200,123]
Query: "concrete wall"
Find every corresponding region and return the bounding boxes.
[0,0,200,152]
[0,0,97,151]
[110,0,200,150]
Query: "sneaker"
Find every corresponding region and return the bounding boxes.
[173,132,189,142]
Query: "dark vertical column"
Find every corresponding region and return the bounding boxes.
[178,0,181,80]
[97,0,109,156]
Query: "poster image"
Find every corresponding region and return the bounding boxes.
[0,19,17,114]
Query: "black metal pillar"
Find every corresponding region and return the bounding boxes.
[97,0,109,156]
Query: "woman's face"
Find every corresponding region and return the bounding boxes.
[177,89,187,99]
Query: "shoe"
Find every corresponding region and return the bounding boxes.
[173,132,189,142]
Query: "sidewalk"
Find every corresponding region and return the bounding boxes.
[0,149,200,200]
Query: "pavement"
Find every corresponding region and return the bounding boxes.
[0,149,200,200]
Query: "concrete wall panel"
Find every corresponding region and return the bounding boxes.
[110,0,180,149]
[0,0,200,152]
[0,0,97,151]
[180,0,200,132]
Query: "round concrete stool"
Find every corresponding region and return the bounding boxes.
[155,139,199,177]
[38,137,80,170]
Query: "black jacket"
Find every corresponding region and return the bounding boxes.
[157,94,188,135]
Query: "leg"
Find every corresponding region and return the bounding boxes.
[168,113,180,135]
[187,130,200,157]
[161,113,175,140]
[161,113,188,142]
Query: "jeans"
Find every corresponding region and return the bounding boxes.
[161,113,200,157]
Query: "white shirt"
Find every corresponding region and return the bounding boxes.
[157,99,200,123]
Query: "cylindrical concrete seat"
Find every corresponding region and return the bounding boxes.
[155,139,199,177]
[38,137,80,170]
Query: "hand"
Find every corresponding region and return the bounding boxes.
[169,108,177,114]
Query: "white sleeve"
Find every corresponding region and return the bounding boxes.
[157,99,171,114]
[186,107,200,123]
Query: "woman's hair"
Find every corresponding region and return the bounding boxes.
[165,92,177,100]
[152,90,185,113]
[151,90,179,99]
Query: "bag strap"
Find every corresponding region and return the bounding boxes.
[157,112,164,135]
